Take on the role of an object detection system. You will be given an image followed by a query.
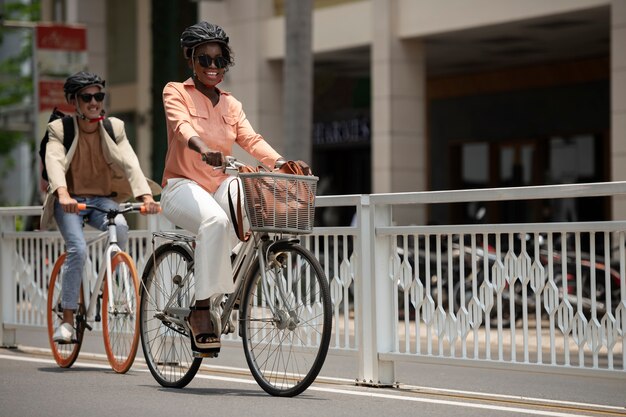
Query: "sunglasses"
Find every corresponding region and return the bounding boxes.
[195,55,228,69]
[78,92,106,103]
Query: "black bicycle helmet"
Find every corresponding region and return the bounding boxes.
[181,21,229,58]
[63,71,105,100]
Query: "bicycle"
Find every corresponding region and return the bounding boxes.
[139,157,332,397]
[47,202,155,373]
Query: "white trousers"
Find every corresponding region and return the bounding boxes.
[161,177,246,300]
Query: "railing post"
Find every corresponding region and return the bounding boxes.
[356,195,373,383]
[357,196,395,386]
[0,214,17,347]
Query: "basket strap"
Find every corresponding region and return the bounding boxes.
[227,178,246,242]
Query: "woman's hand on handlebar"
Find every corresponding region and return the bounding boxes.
[201,150,224,167]
[188,136,224,167]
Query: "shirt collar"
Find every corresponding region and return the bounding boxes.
[183,77,230,96]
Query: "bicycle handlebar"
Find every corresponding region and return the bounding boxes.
[205,155,249,175]
[76,202,161,215]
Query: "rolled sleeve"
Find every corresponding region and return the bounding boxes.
[163,83,198,142]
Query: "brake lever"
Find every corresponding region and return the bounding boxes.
[216,155,239,176]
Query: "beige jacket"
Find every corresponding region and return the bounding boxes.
[40,116,161,230]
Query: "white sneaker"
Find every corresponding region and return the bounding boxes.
[52,323,76,344]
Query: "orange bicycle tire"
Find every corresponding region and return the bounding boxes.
[47,253,85,368]
[102,251,140,373]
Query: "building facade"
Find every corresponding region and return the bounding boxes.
[38,0,626,226]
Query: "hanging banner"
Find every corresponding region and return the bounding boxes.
[35,24,87,130]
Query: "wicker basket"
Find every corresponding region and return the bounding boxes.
[239,172,318,234]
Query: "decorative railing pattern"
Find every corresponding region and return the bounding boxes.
[386,226,625,370]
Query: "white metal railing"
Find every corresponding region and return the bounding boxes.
[1,183,625,386]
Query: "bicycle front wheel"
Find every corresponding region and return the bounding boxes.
[102,251,140,373]
[140,243,201,388]
[47,253,85,368]
[241,241,332,397]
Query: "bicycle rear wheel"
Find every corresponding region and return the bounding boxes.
[46,253,85,368]
[102,251,140,373]
[241,241,332,397]
[140,243,201,388]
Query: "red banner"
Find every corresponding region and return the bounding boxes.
[35,24,87,115]
[36,24,86,51]
[38,80,75,112]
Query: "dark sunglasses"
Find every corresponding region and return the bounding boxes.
[195,55,228,69]
[78,92,106,103]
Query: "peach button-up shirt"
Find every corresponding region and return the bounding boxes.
[162,78,281,193]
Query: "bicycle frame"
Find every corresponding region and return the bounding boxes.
[148,231,296,335]
[77,204,140,324]
[80,239,125,323]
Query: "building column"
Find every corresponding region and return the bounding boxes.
[199,0,285,160]
[136,0,152,180]
[76,0,106,76]
[371,0,427,224]
[612,0,626,219]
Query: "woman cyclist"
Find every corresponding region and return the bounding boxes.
[159,21,291,352]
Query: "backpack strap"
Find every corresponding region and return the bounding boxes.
[102,118,117,142]
[61,117,75,150]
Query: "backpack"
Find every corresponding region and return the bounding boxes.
[39,107,116,182]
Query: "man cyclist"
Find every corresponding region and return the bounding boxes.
[42,71,160,343]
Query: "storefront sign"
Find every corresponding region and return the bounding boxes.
[313,117,370,146]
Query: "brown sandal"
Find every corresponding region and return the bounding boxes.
[186,305,221,351]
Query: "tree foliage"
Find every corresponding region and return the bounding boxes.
[0,1,40,156]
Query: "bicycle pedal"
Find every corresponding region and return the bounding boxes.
[192,348,220,358]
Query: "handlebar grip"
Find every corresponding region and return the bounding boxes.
[77,203,87,210]
[140,205,162,214]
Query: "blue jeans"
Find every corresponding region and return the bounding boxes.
[53,196,128,310]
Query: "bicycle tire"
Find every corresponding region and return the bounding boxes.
[241,241,332,397]
[102,251,140,373]
[140,243,201,388]
[46,253,85,368]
